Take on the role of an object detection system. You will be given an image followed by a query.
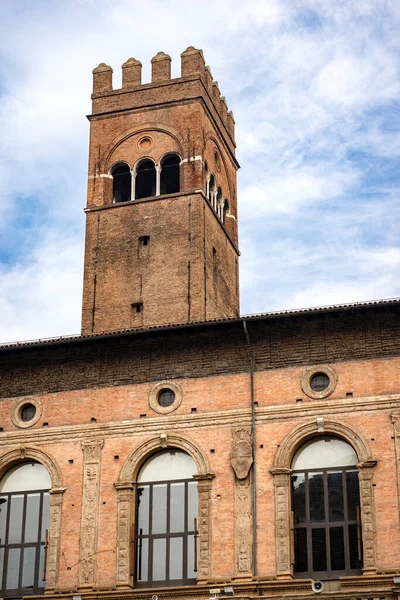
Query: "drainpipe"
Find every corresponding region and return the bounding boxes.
[243,320,257,576]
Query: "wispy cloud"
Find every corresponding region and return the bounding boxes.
[1,0,400,341]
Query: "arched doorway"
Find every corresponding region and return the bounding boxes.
[291,436,362,579]
[0,462,51,596]
[135,449,198,587]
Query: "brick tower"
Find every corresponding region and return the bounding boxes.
[81,47,240,335]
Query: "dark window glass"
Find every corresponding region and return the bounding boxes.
[112,163,131,203]
[348,523,362,569]
[20,404,36,422]
[310,372,330,391]
[160,155,180,195]
[330,527,345,571]
[328,472,344,522]
[158,389,175,407]
[292,473,306,524]
[346,470,359,520]
[309,472,325,522]
[294,528,307,572]
[312,528,327,572]
[135,160,156,199]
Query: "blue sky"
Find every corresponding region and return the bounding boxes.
[1,0,400,342]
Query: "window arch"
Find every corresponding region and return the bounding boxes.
[291,436,362,579]
[135,160,156,200]
[135,449,198,588]
[0,462,51,596]
[160,154,180,195]
[216,186,223,217]
[111,162,131,203]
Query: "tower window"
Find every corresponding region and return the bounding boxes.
[223,199,230,223]
[132,302,143,314]
[135,160,156,200]
[139,236,150,247]
[160,154,180,195]
[112,162,131,203]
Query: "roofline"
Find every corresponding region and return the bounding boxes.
[1,296,400,351]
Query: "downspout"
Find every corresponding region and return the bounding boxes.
[243,320,257,576]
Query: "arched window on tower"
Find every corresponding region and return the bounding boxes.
[204,161,209,197]
[291,436,362,579]
[208,175,215,204]
[0,462,51,597]
[135,449,198,588]
[160,154,180,195]
[111,162,131,203]
[216,186,223,218]
[135,160,156,200]
[223,199,230,224]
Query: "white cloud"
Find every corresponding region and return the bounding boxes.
[1,0,400,341]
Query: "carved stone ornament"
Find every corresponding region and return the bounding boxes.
[78,440,104,588]
[231,427,253,480]
[234,475,253,575]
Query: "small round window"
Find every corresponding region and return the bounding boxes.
[20,403,36,422]
[149,381,183,414]
[158,388,175,407]
[310,372,330,392]
[301,365,337,399]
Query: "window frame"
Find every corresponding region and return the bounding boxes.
[291,464,362,579]
[135,475,198,588]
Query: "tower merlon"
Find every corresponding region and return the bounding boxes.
[227,110,235,141]
[151,51,172,83]
[92,63,113,94]
[122,57,142,88]
[180,46,206,78]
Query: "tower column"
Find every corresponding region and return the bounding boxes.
[156,164,161,196]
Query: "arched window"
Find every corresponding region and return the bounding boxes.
[291,437,362,579]
[160,154,180,195]
[111,163,131,203]
[204,161,209,196]
[135,450,198,587]
[216,186,223,218]
[0,462,51,597]
[208,175,215,204]
[135,160,156,200]
[223,199,229,223]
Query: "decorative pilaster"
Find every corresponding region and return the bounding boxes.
[358,459,378,574]
[391,413,400,519]
[193,473,215,582]
[234,475,253,577]
[270,468,293,579]
[114,482,135,588]
[78,440,104,589]
[46,487,66,592]
[230,426,253,578]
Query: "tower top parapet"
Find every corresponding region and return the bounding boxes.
[91,47,235,144]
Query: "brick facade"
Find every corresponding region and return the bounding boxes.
[0,48,400,600]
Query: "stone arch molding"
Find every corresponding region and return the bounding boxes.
[273,418,373,469]
[0,445,65,591]
[119,432,210,482]
[0,444,64,488]
[270,419,377,579]
[102,123,185,172]
[115,434,213,588]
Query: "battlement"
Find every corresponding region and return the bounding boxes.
[91,47,235,142]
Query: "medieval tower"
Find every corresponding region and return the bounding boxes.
[82,47,240,334]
